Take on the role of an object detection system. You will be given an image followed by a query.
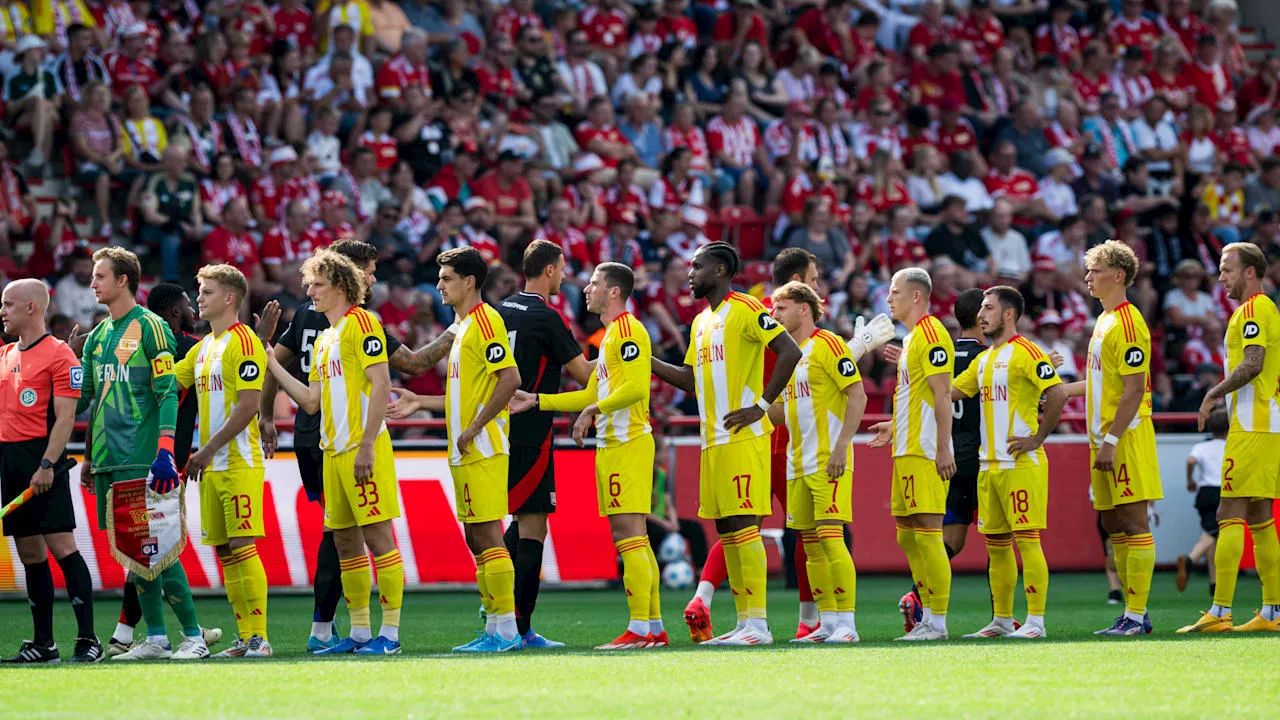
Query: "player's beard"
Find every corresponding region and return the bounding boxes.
[984,320,1003,340]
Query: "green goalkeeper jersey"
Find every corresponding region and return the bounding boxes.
[77,304,180,476]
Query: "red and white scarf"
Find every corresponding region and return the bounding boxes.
[52,0,84,49]
[1096,117,1136,169]
[226,111,261,167]
[0,163,24,225]
[341,167,367,222]
[179,114,219,170]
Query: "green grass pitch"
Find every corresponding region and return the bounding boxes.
[1,573,1277,718]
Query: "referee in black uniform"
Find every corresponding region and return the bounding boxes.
[257,240,459,651]
[498,240,592,648]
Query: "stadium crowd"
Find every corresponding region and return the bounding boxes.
[0,0,1274,425]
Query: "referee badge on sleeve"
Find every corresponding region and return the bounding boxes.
[69,366,84,390]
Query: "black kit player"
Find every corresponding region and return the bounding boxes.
[890,288,987,631]
[254,240,458,651]
[497,240,593,648]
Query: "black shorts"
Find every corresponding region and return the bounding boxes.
[296,445,325,503]
[943,473,978,526]
[507,441,556,515]
[0,439,73,538]
[1195,486,1222,536]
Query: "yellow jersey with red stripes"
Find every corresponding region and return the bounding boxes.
[309,306,389,455]
[1225,292,1280,433]
[446,302,517,466]
[541,311,652,447]
[893,314,954,460]
[954,335,1062,470]
[761,296,790,456]
[782,329,862,479]
[684,291,787,448]
[1086,301,1152,446]
[175,322,267,471]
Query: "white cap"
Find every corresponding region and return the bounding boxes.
[1045,147,1074,169]
[13,35,47,56]
[680,205,707,228]
[573,153,605,177]
[120,22,149,39]
[269,146,298,167]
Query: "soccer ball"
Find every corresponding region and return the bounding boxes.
[658,533,687,563]
[662,560,695,590]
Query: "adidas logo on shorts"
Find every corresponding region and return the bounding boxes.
[608,498,621,509]
[1120,488,1134,498]
[368,506,382,516]
[825,504,839,514]
[739,499,754,510]
[237,519,253,530]
[1015,514,1029,524]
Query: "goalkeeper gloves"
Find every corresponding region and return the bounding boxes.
[149,438,180,494]
[847,314,896,361]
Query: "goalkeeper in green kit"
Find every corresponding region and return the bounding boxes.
[76,248,209,661]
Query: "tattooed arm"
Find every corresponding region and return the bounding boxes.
[388,328,457,377]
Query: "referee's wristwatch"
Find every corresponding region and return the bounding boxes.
[39,459,53,470]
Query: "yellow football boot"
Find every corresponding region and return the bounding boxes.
[1175,611,1233,633]
[1232,612,1280,632]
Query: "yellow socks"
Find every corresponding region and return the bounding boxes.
[1214,519,1247,609]
[616,536,652,632]
[985,536,1017,618]
[230,545,268,640]
[1014,530,1048,617]
[1125,532,1155,615]
[1250,520,1280,607]
[896,522,929,609]
[817,526,855,613]
[720,532,747,622]
[339,555,373,640]
[480,547,518,641]
[474,554,493,621]
[914,526,951,616]
[373,550,404,639]
[734,527,768,620]
[801,530,834,613]
[1109,532,1129,591]
[645,543,663,634]
[219,550,249,640]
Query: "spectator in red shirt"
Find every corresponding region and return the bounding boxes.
[375,27,430,110]
[580,0,632,80]
[985,140,1048,221]
[707,87,769,208]
[957,0,1005,66]
[1183,33,1234,111]
[261,198,331,281]
[713,0,769,66]
[907,0,950,65]
[273,0,316,56]
[202,196,265,286]
[646,253,701,359]
[104,22,160,101]
[657,0,698,49]
[909,42,965,116]
[794,0,857,68]
[575,96,640,172]
[1035,0,1081,68]
[473,150,537,245]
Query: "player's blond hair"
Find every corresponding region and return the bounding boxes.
[1084,240,1139,287]
[892,267,933,297]
[772,281,823,323]
[196,264,249,309]
[1222,242,1267,280]
[93,246,142,294]
[301,249,367,306]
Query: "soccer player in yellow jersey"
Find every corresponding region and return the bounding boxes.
[869,268,956,641]
[265,249,407,655]
[512,263,667,650]
[652,242,801,646]
[951,287,1066,640]
[1062,240,1161,636]
[387,247,523,652]
[766,282,867,644]
[1180,242,1280,633]
[172,265,272,658]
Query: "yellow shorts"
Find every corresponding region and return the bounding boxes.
[699,434,771,519]
[890,455,948,517]
[451,453,509,524]
[323,431,401,530]
[977,464,1048,536]
[1090,422,1163,511]
[597,434,655,516]
[786,467,852,530]
[1222,430,1280,499]
[199,468,265,546]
